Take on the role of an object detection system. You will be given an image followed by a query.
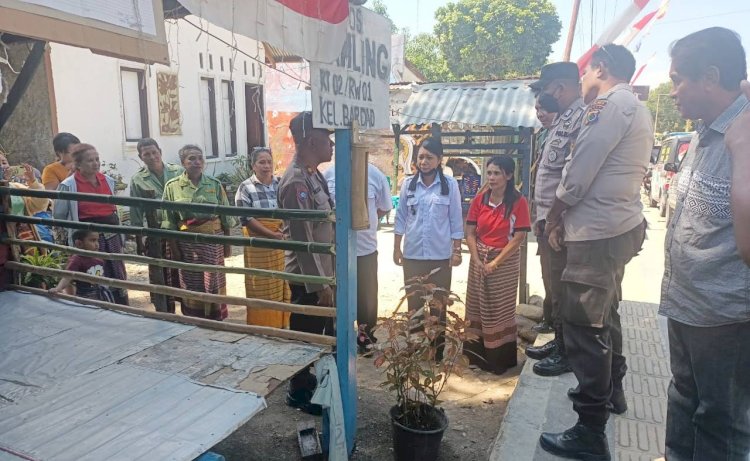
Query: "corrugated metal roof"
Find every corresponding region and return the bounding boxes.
[0,291,326,461]
[398,80,542,128]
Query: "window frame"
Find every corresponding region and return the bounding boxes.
[120,67,149,142]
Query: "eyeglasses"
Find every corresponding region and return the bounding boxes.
[251,146,272,154]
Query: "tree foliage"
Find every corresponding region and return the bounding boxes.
[432,0,561,80]
[370,0,398,33]
[646,81,688,137]
[404,33,454,82]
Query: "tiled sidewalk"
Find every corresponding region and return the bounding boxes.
[490,301,669,461]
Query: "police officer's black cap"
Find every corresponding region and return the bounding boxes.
[290,111,334,143]
[529,62,580,91]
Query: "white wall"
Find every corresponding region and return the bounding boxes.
[49,16,266,187]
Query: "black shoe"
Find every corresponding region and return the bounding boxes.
[533,352,572,377]
[539,423,611,461]
[525,340,557,360]
[567,387,628,415]
[532,321,555,334]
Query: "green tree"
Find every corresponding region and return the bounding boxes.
[646,82,687,137]
[433,0,561,80]
[370,0,398,33]
[404,33,454,82]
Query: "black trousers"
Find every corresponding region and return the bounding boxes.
[357,251,379,338]
[289,284,335,395]
[666,319,750,461]
[538,226,568,353]
[403,259,452,360]
[562,221,646,429]
[402,259,452,314]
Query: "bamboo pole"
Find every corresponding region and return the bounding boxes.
[563,0,582,62]
[0,214,335,255]
[6,262,337,318]
[8,285,336,347]
[2,238,336,286]
[0,186,334,221]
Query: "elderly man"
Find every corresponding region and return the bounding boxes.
[660,28,750,460]
[324,161,392,352]
[129,138,183,313]
[539,45,652,460]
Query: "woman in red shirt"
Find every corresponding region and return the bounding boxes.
[53,144,128,305]
[464,155,531,374]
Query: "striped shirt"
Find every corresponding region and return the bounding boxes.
[234,174,279,225]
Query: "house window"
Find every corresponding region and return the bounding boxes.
[221,80,237,157]
[199,77,219,158]
[120,68,149,141]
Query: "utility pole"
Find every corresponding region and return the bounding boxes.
[563,0,582,61]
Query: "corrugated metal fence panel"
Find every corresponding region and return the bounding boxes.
[398,85,463,125]
[0,291,327,460]
[0,292,193,405]
[0,364,265,461]
[399,80,542,129]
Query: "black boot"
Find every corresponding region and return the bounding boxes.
[533,350,572,376]
[525,339,557,360]
[539,422,611,461]
[567,386,628,415]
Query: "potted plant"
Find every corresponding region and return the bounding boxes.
[370,269,477,461]
[20,249,64,289]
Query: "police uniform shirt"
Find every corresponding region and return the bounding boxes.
[556,83,653,242]
[533,98,587,224]
[278,160,334,293]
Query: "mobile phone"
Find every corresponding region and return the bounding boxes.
[7,165,25,178]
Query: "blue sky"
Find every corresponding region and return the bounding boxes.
[378,0,750,87]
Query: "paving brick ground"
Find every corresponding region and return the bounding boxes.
[490,300,670,461]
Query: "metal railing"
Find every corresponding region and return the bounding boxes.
[0,184,337,346]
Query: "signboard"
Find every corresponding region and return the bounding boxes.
[311,6,391,130]
[0,0,168,64]
[632,85,650,102]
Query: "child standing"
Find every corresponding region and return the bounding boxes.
[49,230,116,302]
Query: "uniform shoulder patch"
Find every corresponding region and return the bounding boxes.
[584,99,608,126]
[296,185,310,202]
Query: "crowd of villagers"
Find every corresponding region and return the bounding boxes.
[2,131,532,376]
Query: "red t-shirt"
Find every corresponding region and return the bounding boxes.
[74,171,117,220]
[466,191,531,248]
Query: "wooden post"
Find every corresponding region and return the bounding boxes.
[563,0,582,62]
[391,123,401,195]
[335,128,358,454]
[142,190,170,312]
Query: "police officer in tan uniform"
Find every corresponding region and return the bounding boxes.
[540,45,652,461]
[278,111,335,415]
[526,62,587,378]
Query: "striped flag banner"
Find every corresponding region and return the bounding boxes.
[617,0,671,48]
[576,0,651,74]
[179,0,350,63]
[631,52,657,84]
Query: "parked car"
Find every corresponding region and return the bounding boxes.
[649,133,693,217]
[643,144,661,196]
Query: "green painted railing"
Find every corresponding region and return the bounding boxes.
[0,187,334,221]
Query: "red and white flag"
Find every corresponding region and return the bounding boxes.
[576,0,651,74]
[617,0,671,48]
[179,0,350,63]
[631,52,657,84]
